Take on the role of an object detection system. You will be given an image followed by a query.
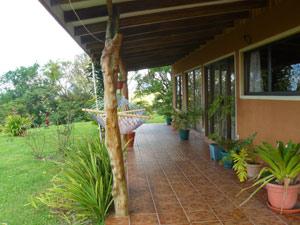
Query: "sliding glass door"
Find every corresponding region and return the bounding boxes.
[204,56,235,139]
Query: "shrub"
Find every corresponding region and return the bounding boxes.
[3,115,31,136]
[31,136,113,224]
[25,126,46,160]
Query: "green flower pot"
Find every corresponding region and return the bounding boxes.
[220,151,234,168]
[166,118,172,125]
[179,130,189,140]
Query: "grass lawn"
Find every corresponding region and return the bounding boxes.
[0,122,98,225]
[0,118,162,225]
[146,113,165,124]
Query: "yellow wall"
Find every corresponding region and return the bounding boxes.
[172,0,300,146]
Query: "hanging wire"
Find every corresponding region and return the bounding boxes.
[91,60,103,141]
[68,0,105,44]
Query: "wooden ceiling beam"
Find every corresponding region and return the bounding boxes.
[72,0,266,34]
[125,47,197,59]
[50,0,88,5]
[127,58,181,70]
[80,21,232,44]
[64,0,225,23]
[74,11,248,36]
[82,27,221,45]
[88,36,212,52]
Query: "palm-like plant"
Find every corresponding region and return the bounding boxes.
[238,140,300,206]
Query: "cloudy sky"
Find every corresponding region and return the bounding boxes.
[0,0,84,75]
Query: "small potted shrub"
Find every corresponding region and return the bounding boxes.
[218,138,240,168]
[117,74,125,90]
[232,147,262,182]
[127,131,135,147]
[173,106,201,141]
[238,140,300,211]
[208,134,224,162]
[162,110,173,125]
[207,94,235,162]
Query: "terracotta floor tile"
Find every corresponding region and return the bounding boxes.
[251,216,287,225]
[130,213,159,225]
[186,210,219,223]
[241,207,276,218]
[158,211,189,224]
[192,222,222,225]
[123,125,298,225]
[214,208,247,221]
[279,214,300,225]
[105,216,129,225]
[181,199,210,212]
[222,218,254,225]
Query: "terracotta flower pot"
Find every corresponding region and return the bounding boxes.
[171,122,177,131]
[266,182,300,209]
[117,81,124,89]
[246,163,262,177]
[127,132,135,147]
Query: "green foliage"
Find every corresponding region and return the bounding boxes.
[25,126,47,159]
[238,140,300,207]
[0,122,98,225]
[32,136,113,224]
[53,114,74,159]
[173,106,202,131]
[0,54,94,126]
[232,148,252,182]
[3,114,31,136]
[215,132,257,166]
[133,66,173,118]
[207,94,234,137]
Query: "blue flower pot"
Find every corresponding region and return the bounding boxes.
[209,144,223,162]
[166,118,172,125]
[220,151,234,168]
[179,130,189,140]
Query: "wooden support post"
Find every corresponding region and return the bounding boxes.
[101,0,128,217]
[119,56,129,147]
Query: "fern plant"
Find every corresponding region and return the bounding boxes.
[232,148,254,182]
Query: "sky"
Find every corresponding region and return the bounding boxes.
[0,0,84,75]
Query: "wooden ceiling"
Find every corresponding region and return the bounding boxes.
[39,0,269,71]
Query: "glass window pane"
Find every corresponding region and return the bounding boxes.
[271,38,300,92]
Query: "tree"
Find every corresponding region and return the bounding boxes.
[134,66,173,117]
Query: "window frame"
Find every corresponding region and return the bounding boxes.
[175,75,182,110]
[243,33,300,96]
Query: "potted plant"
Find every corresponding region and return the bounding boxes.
[173,106,201,141]
[232,147,262,182]
[207,94,235,162]
[127,131,135,147]
[162,109,173,125]
[218,138,240,168]
[216,133,257,168]
[117,74,125,90]
[238,140,300,211]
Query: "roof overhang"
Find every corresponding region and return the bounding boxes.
[39,0,269,71]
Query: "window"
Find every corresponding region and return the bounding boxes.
[187,68,202,108]
[186,68,202,132]
[244,33,300,95]
[175,75,182,109]
[204,56,235,139]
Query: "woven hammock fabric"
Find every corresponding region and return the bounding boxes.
[84,96,150,135]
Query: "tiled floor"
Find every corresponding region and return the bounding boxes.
[105,124,300,225]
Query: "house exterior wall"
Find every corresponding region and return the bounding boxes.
[172,0,300,146]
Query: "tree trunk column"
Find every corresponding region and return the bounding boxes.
[120,57,129,147]
[101,33,129,217]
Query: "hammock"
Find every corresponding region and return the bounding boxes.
[82,96,152,135]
